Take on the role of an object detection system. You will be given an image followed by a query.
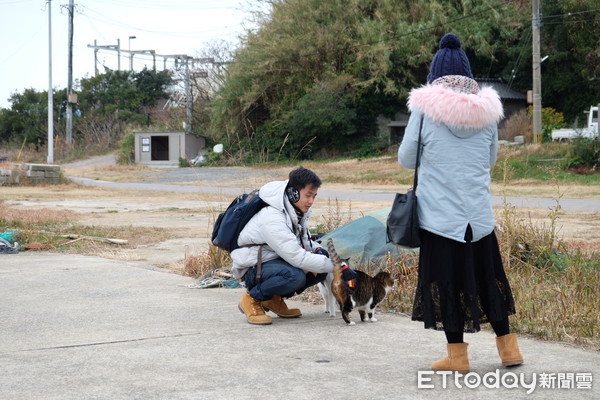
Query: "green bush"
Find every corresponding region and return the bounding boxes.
[179,157,191,168]
[117,133,135,165]
[565,138,600,171]
[277,76,358,159]
[207,150,223,165]
[541,107,566,143]
[353,139,383,159]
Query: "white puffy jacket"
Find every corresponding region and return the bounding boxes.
[230,179,334,279]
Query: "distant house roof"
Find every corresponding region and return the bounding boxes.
[476,78,527,100]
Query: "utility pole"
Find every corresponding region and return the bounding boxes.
[184,57,192,133]
[86,44,213,134]
[128,36,136,70]
[532,0,542,144]
[66,0,74,148]
[169,56,212,133]
[88,41,120,75]
[47,0,53,164]
[155,55,212,133]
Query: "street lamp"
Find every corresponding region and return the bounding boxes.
[128,35,136,70]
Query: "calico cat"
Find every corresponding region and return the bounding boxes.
[326,238,395,325]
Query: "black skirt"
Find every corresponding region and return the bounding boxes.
[411,226,516,333]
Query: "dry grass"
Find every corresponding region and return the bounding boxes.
[495,200,599,349]
[303,156,414,186]
[381,251,419,315]
[315,198,356,233]
[61,164,151,182]
[0,199,172,254]
[184,246,232,277]
[0,146,47,164]
[499,109,530,142]
[183,251,215,277]
[506,259,598,348]
[0,203,77,227]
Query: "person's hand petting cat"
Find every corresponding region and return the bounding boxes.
[314,247,329,258]
[308,247,330,276]
[315,246,356,283]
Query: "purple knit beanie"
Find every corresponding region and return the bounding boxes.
[427,33,473,83]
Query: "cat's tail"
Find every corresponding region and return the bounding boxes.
[326,238,345,300]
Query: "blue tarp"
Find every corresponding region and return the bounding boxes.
[319,207,417,269]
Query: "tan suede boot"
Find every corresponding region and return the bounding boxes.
[262,295,302,318]
[238,292,272,325]
[496,333,524,367]
[432,343,470,373]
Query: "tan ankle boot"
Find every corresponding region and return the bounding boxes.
[432,343,470,373]
[496,333,523,367]
[238,292,272,325]
[262,295,302,318]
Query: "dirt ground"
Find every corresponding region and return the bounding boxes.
[1,158,599,272]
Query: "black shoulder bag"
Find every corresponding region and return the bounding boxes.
[386,116,423,248]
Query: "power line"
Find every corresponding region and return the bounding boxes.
[541,8,600,19]
[505,7,599,89]
[542,18,600,25]
[507,27,532,90]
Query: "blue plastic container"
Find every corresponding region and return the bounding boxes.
[0,230,15,241]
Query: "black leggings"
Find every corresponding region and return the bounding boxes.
[445,318,510,343]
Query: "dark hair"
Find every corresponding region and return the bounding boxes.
[288,166,321,190]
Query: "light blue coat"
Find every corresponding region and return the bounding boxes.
[397,77,504,243]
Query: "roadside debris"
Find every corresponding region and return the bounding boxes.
[186,269,242,289]
[0,234,19,254]
[57,234,128,245]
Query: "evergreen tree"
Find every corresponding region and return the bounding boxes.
[211,0,530,161]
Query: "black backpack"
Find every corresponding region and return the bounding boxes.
[211,189,268,252]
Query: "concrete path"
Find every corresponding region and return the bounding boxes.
[62,154,118,169]
[1,252,598,399]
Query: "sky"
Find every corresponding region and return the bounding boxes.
[0,0,263,109]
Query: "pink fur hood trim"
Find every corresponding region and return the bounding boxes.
[407,84,504,129]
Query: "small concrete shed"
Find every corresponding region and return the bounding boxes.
[133,131,205,167]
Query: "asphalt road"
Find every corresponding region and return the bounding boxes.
[67,178,600,213]
[64,154,600,212]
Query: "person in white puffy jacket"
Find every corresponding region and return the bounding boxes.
[398,33,523,372]
[232,166,334,325]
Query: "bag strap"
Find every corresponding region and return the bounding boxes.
[413,115,424,189]
[256,246,263,280]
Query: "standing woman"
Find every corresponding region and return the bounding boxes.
[398,33,523,372]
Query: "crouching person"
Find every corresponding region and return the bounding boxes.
[231,166,333,325]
